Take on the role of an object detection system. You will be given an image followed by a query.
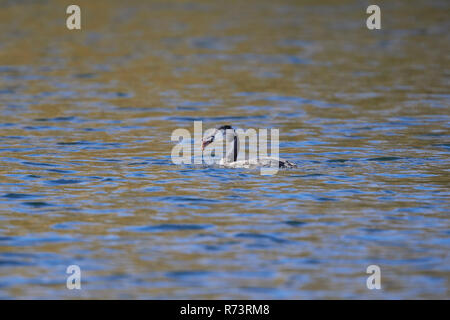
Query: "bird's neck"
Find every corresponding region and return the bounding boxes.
[223,135,237,163]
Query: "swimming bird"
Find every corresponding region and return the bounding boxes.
[201,125,297,169]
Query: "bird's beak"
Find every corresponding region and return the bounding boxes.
[201,138,213,151]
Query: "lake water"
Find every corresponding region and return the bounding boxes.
[0,0,449,299]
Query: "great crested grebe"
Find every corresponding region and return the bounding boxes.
[201,125,297,169]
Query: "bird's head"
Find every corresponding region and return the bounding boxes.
[201,125,235,151]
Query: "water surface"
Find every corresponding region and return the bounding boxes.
[0,0,449,299]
